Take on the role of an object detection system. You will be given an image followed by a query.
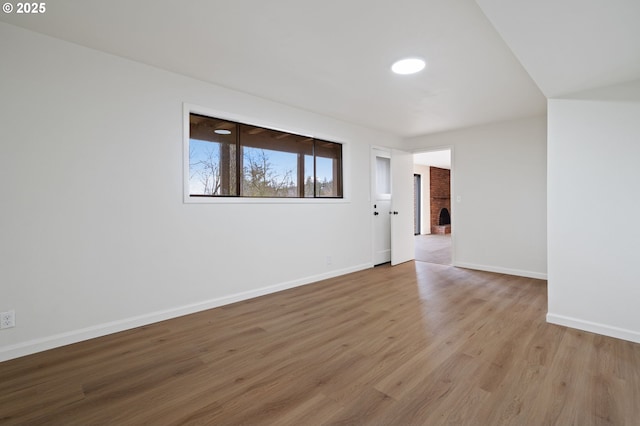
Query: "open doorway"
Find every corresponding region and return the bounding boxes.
[412,149,452,265]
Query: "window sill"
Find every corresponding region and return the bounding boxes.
[183,196,350,204]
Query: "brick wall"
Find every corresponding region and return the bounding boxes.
[430,167,451,233]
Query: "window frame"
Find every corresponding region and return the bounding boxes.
[183,103,349,204]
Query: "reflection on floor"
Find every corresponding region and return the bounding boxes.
[415,233,452,265]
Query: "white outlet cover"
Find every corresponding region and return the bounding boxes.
[1,310,15,329]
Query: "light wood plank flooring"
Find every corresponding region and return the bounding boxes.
[1,262,639,425]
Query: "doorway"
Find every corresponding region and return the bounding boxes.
[412,149,453,265]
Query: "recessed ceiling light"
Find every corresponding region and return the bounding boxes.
[391,58,426,75]
[214,129,231,135]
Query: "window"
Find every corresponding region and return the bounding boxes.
[188,113,343,199]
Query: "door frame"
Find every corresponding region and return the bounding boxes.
[412,146,455,265]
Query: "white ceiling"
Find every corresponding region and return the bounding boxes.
[4,1,637,137]
[475,0,640,97]
[414,150,451,170]
[0,0,547,137]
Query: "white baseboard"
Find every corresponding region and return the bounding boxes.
[454,261,547,280]
[546,313,640,344]
[0,263,373,363]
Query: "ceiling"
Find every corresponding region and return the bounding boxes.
[475,0,640,98]
[2,1,637,137]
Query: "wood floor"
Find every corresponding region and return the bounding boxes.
[1,262,639,425]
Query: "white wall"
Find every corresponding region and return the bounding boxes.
[547,79,640,343]
[0,23,401,361]
[406,116,547,279]
[412,164,431,234]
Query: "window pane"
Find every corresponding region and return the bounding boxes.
[188,114,343,199]
[242,147,298,197]
[240,124,313,198]
[376,156,390,195]
[189,114,237,196]
[315,140,342,198]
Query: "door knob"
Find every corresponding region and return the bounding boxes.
[393,211,399,215]
[373,211,379,216]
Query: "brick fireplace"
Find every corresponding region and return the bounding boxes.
[430,166,451,234]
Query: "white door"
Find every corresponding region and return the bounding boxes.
[372,148,391,265]
[391,148,415,265]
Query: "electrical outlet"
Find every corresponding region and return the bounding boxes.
[0,310,15,329]
[326,256,332,266]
